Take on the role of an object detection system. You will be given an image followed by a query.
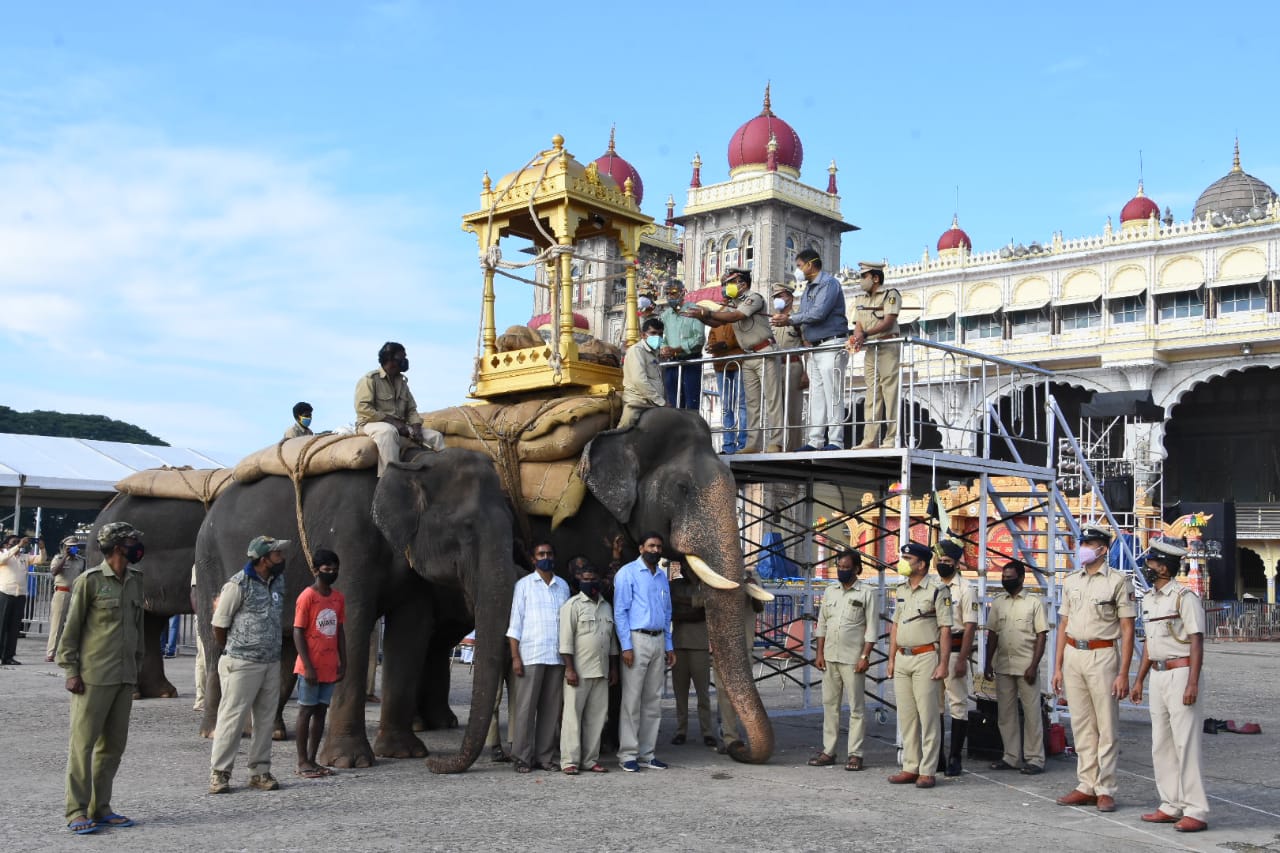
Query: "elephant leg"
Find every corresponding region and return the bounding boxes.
[274,641,299,741]
[417,632,460,731]
[319,610,376,769]
[136,612,178,699]
[373,604,430,759]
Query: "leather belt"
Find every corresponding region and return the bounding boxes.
[1152,657,1192,672]
[812,334,846,345]
[1066,634,1115,651]
[55,585,71,593]
[634,628,664,637]
[950,632,966,643]
[897,642,938,656]
[746,339,776,353]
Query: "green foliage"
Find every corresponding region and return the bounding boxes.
[0,406,168,446]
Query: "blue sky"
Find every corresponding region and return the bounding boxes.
[1,1,1275,463]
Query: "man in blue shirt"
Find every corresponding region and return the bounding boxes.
[613,532,676,772]
[772,248,850,450]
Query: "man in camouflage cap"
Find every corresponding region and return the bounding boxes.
[208,535,290,794]
[57,522,146,834]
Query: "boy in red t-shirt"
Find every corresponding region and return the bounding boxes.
[293,549,347,777]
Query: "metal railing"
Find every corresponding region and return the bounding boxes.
[1206,599,1280,641]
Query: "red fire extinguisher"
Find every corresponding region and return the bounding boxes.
[1047,723,1067,756]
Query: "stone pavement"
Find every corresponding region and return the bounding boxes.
[3,636,1278,852]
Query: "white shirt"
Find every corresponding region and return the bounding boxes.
[506,571,571,666]
[0,545,33,596]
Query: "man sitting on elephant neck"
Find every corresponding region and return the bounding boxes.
[613,533,676,772]
[284,401,314,440]
[208,536,290,795]
[506,541,571,773]
[619,318,668,429]
[355,341,445,476]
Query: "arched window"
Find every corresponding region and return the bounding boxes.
[723,236,739,270]
[742,232,754,269]
[784,236,797,268]
[704,239,718,282]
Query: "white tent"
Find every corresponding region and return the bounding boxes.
[0,432,227,516]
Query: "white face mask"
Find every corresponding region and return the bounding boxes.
[645,335,663,351]
[792,266,806,284]
[772,297,788,312]
[859,276,876,293]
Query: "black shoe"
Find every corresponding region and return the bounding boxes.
[945,756,962,777]
[703,736,718,748]
[670,733,686,745]
[2,659,20,665]
[1020,764,1044,775]
[989,760,1019,770]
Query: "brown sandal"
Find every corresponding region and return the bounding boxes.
[807,752,835,767]
[845,755,863,771]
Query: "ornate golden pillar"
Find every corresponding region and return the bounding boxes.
[623,251,639,346]
[558,236,575,358]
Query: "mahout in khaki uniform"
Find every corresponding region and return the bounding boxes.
[620,317,668,428]
[810,551,878,771]
[1130,540,1209,833]
[1051,525,1136,813]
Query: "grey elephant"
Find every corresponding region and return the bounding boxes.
[195,448,519,773]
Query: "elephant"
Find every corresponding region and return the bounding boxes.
[87,495,209,699]
[194,448,519,773]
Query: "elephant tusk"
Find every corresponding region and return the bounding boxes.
[744,583,774,602]
[684,555,740,590]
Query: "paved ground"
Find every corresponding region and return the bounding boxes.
[3,636,1279,852]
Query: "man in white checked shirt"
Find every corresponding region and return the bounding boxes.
[506,541,571,773]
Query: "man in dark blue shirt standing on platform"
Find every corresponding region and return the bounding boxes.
[613,532,676,772]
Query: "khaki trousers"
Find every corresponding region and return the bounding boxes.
[618,631,666,764]
[740,347,782,451]
[995,672,1045,768]
[894,650,941,775]
[860,340,900,448]
[511,663,564,767]
[1149,667,1209,821]
[210,656,280,776]
[778,355,805,451]
[672,647,712,737]
[360,422,444,476]
[194,631,206,708]
[941,651,972,720]
[47,589,71,658]
[618,404,654,430]
[560,675,608,768]
[485,666,513,749]
[366,626,379,696]
[1062,644,1120,796]
[821,661,867,758]
[65,682,133,821]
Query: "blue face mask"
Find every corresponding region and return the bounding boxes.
[535,558,555,573]
[299,416,312,427]
[67,546,80,556]
[646,335,663,351]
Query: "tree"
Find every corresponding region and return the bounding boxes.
[0,407,167,446]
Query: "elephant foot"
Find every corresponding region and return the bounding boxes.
[412,716,426,733]
[199,725,215,739]
[321,734,376,769]
[373,727,429,760]
[136,681,179,699]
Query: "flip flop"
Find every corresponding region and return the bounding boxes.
[97,813,134,827]
[294,768,326,779]
[318,766,336,776]
[68,817,97,835]
[1227,721,1262,734]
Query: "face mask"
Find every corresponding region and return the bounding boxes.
[299,416,312,428]
[579,580,600,599]
[772,297,788,312]
[1001,579,1022,595]
[836,569,856,585]
[317,571,338,586]
[1142,567,1161,586]
[793,266,806,284]
[272,560,286,576]
[397,356,410,372]
[641,552,662,567]
[666,295,681,307]
[722,282,740,300]
[535,558,555,574]
[1075,545,1099,566]
[935,561,957,580]
[896,558,913,577]
[67,546,80,556]
[859,276,876,293]
[645,335,663,351]
[124,543,145,564]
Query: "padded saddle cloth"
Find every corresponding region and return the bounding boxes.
[115,466,235,504]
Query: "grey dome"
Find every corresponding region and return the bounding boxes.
[1193,141,1275,221]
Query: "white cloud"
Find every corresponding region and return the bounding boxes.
[0,121,479,461]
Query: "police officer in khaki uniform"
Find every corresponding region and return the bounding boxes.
[684,268,783,453]
[848,261,902,450]
[809,550,877,771]
[46,535,88,662]
[1051,525,1136,812]
[770,281,806,452]
[1130,540,1209,833]
[887,542,952,788]
[57,522,146,835]
[984,559,1049,774]
[935,540,978,776]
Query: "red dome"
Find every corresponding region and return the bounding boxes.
[937,215,972,252]
[529,312,589,330]
[593,128,643,205]
[727,85,803,175]
[1120,180,1159,223]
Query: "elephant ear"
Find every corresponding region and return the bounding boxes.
[581,430,641,523]
[372,457,435,551]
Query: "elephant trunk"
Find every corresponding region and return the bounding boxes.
[426,573,509,774]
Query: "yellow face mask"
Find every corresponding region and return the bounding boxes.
[723,282,740,300]
[896,558,913,577]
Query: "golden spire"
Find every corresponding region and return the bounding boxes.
[623,176,634,199]
[552,133,565,151]
[1232,137,1241,172]
[828,159,838,175]
[951,213,960,228]
[482,171,491,192]
[1136,179,1145,197]
[761,81,773,116]
[692,152,702,168]
[766,132,778,154]
[608,124,617,154]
